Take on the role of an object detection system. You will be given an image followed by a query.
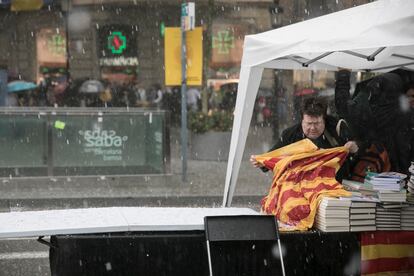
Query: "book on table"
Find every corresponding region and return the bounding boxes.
[315,197,350,232]
[375,214,400,219]
[401,205,414,230]
[377,202,409,209]
[318,209,350,217]
[342,179,377,195]
[378,190,407,202]
[376,217,401,222]
[350,219,375,226]
[365,172,407,181]
[315,217,349,227]
[377,226,401,231]
[314,225,350,232]
[350,208,375,214]
[319,197,352,207]
[364,172,407,191]
[350,225,376,232]
[350,201,377,208]
[350,213,375,220]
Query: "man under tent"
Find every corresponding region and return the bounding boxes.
[250,97,359,181]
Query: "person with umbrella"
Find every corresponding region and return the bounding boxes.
[78,79,111,107]
[6,80,38,107]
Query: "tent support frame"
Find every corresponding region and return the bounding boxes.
[342,47,386,61]
[302,52,333,67]
[278,49,414,72]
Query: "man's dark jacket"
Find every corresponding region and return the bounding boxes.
[335,70,414,173]
[263,115,352,180]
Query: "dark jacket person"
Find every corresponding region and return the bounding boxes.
[335,69,414,174]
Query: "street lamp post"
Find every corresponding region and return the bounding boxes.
[180,2,195,182]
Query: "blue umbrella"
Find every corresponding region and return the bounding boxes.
[7,81,38,93]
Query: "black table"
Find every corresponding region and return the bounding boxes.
[50,230,360,276]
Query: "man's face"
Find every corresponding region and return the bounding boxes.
[406,88,414,109]
[301,114,325,140]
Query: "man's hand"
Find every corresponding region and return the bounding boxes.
[344,141,359,154]
[250,155,262,168]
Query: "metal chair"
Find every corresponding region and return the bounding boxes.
[204,215,286,276]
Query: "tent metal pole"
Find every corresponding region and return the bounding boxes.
[286,56,305,66]
[342,47,386,61]
[365,61,414,72]
[223,174,233,207]
[302,52,334,67]
[393,54,414,61]
[367,47,386,61]
[342,50,368,60]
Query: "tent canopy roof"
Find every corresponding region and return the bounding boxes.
[242,0,414,72]
[223,0,414,207]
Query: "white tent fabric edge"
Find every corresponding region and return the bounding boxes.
[222,0,414,207]
[222,66,263,206]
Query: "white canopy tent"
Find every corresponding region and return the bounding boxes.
[223,0,414,206]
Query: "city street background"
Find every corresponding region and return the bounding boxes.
[0,126,274,276]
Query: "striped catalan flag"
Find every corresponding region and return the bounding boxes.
[255,139,351,231]
[361,231,414,275]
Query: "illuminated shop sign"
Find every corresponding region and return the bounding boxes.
[212,30,234,54]
[210,22,247,69]
[98,24,137,59]
[99,57,139,66]
[107,31,127,54]
[48,34,66,56]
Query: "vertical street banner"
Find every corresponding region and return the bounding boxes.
[164,27,202,86]
[11,0,43,11]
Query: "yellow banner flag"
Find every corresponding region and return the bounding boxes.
[11,0,43,11]
[164,27,202,86]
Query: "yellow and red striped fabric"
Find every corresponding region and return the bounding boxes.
[361,231,414,275]
[255,139,351,231]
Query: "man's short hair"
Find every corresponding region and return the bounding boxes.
[301,97,327,118]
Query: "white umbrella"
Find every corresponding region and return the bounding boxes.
[79,80,105,94]
[223,0,414,206]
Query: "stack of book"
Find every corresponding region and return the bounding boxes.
[401,205,414,230]
[408,162,414,197]
[376,203,402,230]
[342,179,378,199]
[378,190,407,202]
[349,201,376,232]
[365,172,407,202]
[314,197,351,232]
[408,193,414,205]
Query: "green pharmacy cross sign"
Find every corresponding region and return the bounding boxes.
[212,30,235,54]
[47,34,66,56]
[107,31,127,54]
